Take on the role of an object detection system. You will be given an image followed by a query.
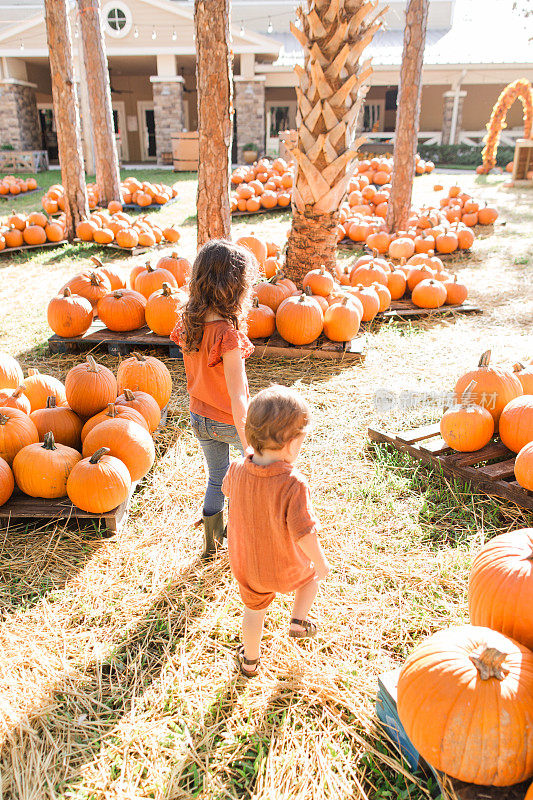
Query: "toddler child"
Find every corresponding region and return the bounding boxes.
[222,385,330,677]
[170,239,257,557]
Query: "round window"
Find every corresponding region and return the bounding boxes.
[102,1,132,38]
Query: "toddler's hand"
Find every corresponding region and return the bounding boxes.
[314,560,331,581]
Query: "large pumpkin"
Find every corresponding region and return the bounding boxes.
[67,447,131,513]
[469,529,533,650]
[397,625,533,786]
[513,363,533,395]
[0,385,31,415]
[246,297,275,340]
[156,253,190,287]
[323,297,361,342]
[65,355,117,417]
[82,418,155,481]
[0,408,39,465]
[455,350,523,428]
[62,270,111,308]
[145,283,186,337]
[0,456,15,507]
[47,288,94,338]
[499,396,533,453]
[90,256,126,291]
[236,235,267,267]
[275,294,324,346]
[134,263,177,300]
[302,266,336,297]
[13,432,81,499]
[24,368,67,412]
[81,402,149,443]
[96,289,147,332]
[116,353,171,410]
[115,389,161,433]
[440,381,494,452]
[30,396,82,449]
[515,442,533,491]
[0,352,24,389]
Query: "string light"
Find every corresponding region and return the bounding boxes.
[240,21,245,35]
[172,28,177,41]
[151,26,157,39]
[133,25,139,38]
[19,41,24,50]
[267,18,273,33]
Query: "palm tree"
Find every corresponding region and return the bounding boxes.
[285,0,382,284]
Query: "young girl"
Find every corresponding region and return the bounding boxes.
[170,239,257,557]
[222,385,330,677]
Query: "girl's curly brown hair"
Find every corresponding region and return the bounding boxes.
[180,239,258,352]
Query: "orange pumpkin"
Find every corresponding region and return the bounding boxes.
[0,456,14,507]
[82,418,155,481]
[115,389,161,433]
[275,293,324,346]
[13,432,81,499]
[246,297,276,339]
[323,297,361,342]
[47,287,94,338]
[67,447,131,513]
[62,270,111,308]
[0,385,31,415]
[350,285,380,322]
[156,253,190,287]
[302,267,335,297]
[24,369,67,412]
[411,279,447,309]
[444,275,468,305]
[455,350,523,428]
[134,263,177,300]
[512,363,533,394]
[0,352,24,390]
[97,289,147,332]
[0,407,39,465]
[65,355,117,417]
[116,352,171,410]
[145,283,186,337]
[30,396,82,449]
[81,402,149,443]
[236,235,267,267]
[499,396,533,453]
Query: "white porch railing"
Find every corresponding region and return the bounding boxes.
[363,129,525,147]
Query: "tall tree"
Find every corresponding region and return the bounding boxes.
[195,0,232,247]
[386,0,429,233]
[285,0,382,284]
[78,0,122,204]
[44,0,88,238]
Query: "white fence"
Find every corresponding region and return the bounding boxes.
[363,129,525,147]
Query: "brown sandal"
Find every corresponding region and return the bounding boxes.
[289,618,318,639]
[236,645,260,677]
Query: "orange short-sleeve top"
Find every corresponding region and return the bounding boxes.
[170,318,254,424]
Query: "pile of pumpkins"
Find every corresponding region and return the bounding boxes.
[338,182,498,256]
[0,210,67,252]
[439,350,533,492]
[47,253,190,339]
[75,209,181,250]
[0,350,171,514]
[241,234,469,346]
[230,158,293,214]
[0,175,38,196]
[42,178,179,215]
[397,526,533,789]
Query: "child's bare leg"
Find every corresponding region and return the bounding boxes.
[290,577,319,634]
[242,607,268,669]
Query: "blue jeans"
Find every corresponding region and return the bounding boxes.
[190,412,244,516]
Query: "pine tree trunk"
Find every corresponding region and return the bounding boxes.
[284,0,382,285]
[386,0,429,233]
[44,0,88,239]
[78,0,122,205]
[195,0,232,247]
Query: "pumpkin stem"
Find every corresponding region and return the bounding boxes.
[89,272,101,286]
[89,446,110,464]
[123,389,135,400]
[90,256,103,268]
[478,350,491,368]
[0,413,9,425]
[12,386,26,399]
[461,380,477,405]
[113,290,124,299]
[251,297,259,308]
[303,286,313,297]
[298,294,306,304]
[86,355,99,373]
[27,368,39,376]
[372,249,379,258]
[62,287,72,298]
[513,362,524,373]
[46,395,57,409]
[132,351,146,362]
[470,647,509,681]
[161,283,171,296]
[107,403,117,417]
[171,251,178,257]
[42,431,57,450]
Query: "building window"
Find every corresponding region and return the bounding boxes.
[102,1,132,38]
[385,89,398,110]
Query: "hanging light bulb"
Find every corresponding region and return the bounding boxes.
[267,18,273,33]
[172,28,177,41]
[240,21,244,35]
[19,41,24,51]
[133,25,139,38]
[151,26,157,40]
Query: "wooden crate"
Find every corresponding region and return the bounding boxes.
[511,139,533,185]
[49,320,365,362]
[72,239,164,257]
[172,132,199,172]
[0,150,49,172]
[231,206,289,218]
[368,423,533,511]
[0,240,67,257]
[0,187,42,202]
[376,669,531,800]
[0,484,136,533]
[368,298,483,322]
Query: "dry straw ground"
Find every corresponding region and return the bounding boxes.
[0,170,532,800]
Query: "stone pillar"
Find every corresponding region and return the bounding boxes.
[234,77,265,163]
[150,76,185,164]
[0,80,41,150]
[442,89,467,145]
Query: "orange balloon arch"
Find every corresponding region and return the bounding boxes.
[479,78,533,173]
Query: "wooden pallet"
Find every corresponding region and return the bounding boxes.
[48,320,182,358]
[337,239,474,259]
[231,206,289,218]
[377,669,530,800]
[0,240,67,256]
[0,483,137,533]
[371,299,482,322]
[101,196,180,213]
[48,321,365,362]
[368,423,533,511]
[0,187,42,201]
[72,238,164,257]
[248,330,365,361]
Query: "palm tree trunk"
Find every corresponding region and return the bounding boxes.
[78,0,122,205]
[44,0,89,239]
[284,0,383,285]
[386,0,429,233]
[195,0,232,247]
